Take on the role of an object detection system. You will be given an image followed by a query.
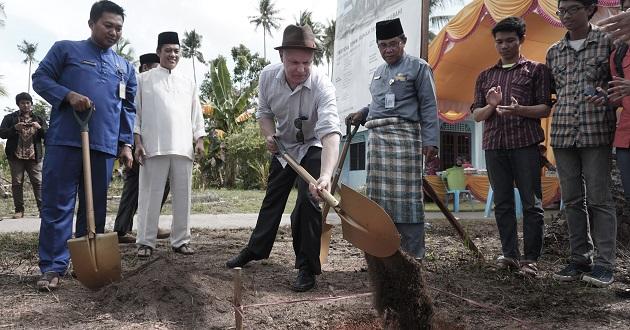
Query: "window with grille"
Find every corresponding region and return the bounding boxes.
[350,142,366,171]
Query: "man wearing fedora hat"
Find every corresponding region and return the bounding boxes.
[347,18,439,260]
[226,24,341,292]
[113,52,171,244]
[133,32,206,258]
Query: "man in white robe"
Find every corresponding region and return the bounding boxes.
[134,31,206,257]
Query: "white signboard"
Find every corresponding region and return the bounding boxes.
[333,0,422,131]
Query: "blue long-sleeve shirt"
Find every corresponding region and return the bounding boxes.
[33,39,137,156]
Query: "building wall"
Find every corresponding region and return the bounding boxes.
[340,119,481,189]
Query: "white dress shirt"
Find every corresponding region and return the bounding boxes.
[256,63,341,165]
[134,66,206,160]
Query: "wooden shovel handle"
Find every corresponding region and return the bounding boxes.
[282,152,340,208]
[273,137,339,207]
[81,131,96,238]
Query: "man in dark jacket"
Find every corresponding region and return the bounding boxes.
[0,92,48,218]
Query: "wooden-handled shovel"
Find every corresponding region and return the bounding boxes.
[273,137,400,258]
[67,106,122,290]
[320,121,360,264]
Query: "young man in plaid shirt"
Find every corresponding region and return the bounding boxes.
[547,0,616,287]
[472,17,553,277]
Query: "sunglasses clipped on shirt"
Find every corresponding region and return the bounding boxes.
[294,116,308,144]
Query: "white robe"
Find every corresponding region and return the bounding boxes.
[134,66,207,248]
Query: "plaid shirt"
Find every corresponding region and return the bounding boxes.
[546,27,615,148]
[471,57,553,150]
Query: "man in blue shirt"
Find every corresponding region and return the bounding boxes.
[32,0,136,291]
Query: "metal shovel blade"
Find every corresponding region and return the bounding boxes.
[337,184,400,258]
[67,108,122,290]
[68,232,122,290]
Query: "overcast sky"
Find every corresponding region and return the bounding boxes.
[0,0,467,113]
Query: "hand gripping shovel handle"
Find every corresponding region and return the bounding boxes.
[73,106,97,239]
[273,136,339,208]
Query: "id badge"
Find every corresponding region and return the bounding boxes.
[385,93,395,109]
[119,81,126,99]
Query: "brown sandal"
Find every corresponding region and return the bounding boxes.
[137,245,153,258]
[37,271,60,291]
[172,244,194,255]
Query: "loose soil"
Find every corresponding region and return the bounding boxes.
[1,216,629,329]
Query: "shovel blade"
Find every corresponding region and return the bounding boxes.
[337,184,400,258]
[68,232,121,290]
[319,223,334,264]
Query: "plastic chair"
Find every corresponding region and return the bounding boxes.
[445,188,473,212]
[484,186,523,219]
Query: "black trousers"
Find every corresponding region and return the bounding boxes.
[247,147,323,274]
[113,161,170,236]
[485,144,545,261]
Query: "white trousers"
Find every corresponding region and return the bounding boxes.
[136,155,192,248]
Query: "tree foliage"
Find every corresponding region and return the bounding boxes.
[0,2,5,28]
[17,40,38,93]
[181,29,206,85]
[249,0,282,60]
[0,3,7,97]
[197,56,264,188]
[295,10,324,66]
[114,37,136,65]
[230,44,270,91]
[429,0,465,34]
[322,19,335,76]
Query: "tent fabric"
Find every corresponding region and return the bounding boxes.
[428,0,620,124]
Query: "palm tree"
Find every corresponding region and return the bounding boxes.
[181,30,206,85]
[249,0,282,60]
[0,3,7,97]
[295,10,324,66]
[0,2,6,28]
[114,37,136,65]
[17,40,38,94]
[429,0,465,34]
[322,19,335,76]
[0,75,7,97]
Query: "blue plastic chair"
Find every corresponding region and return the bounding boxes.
[484,186,523,219]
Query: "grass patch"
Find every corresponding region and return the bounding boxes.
[0,232,39,275]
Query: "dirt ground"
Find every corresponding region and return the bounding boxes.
[1,216,629,329]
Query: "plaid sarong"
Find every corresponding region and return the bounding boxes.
[365,117,424,224]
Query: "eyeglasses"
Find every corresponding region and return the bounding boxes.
[294,116,308,143]
[377,41,402,50]
[556,6,585,17]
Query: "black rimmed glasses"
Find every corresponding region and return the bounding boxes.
[294,116,308,143]
[556,6,585,17]
[377,40,402,50]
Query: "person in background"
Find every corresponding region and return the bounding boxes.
[548,0,617,287]
[0,92,47,219]
[472,16,552,277]
[134,32,206,257]
[113,53,171,244]
[347,18,439,260]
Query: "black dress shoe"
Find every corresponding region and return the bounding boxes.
[226,248,257,268]
[292,269,316,292]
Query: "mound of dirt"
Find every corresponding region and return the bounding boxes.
[94,256,231,327]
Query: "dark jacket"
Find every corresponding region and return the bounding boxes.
[0,111,48,161]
